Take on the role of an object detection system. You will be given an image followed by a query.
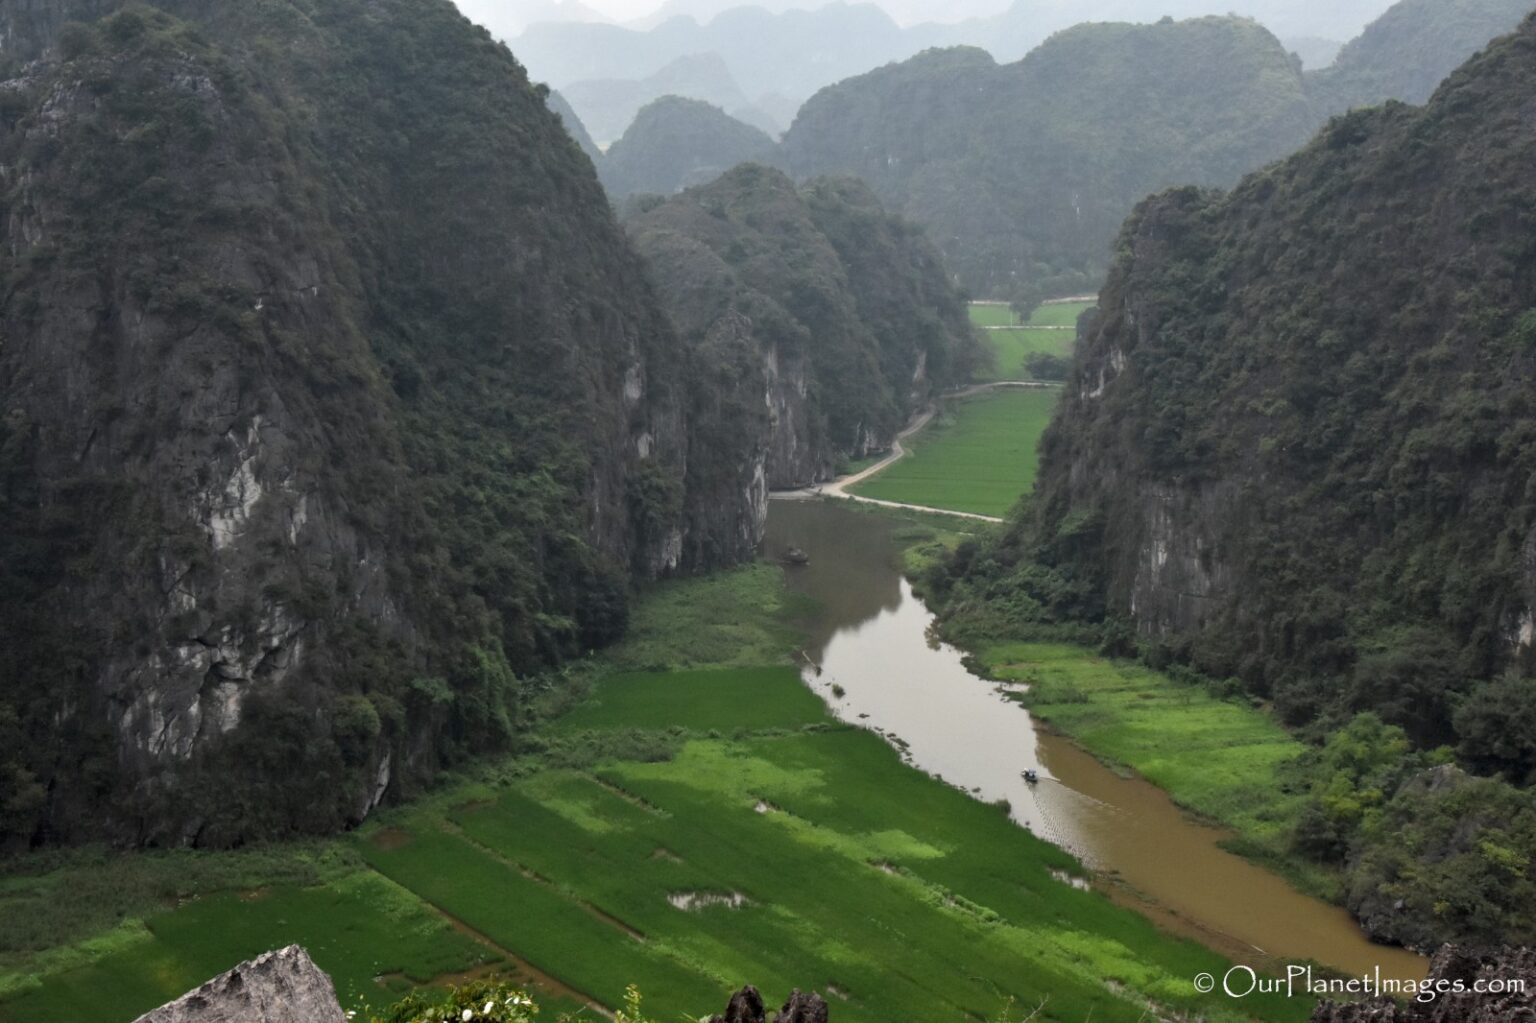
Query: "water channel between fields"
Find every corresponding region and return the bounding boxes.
[763,499,1427,983]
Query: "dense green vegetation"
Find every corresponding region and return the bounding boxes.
[0,0,738,846]
[625,164,985,490]
[781,21,1320,299]
[545,88,603,165]
[601,96,774,198]
[0,0,985,849]
[1312,0,1532,111]
[851,390,1058,518]
[774,2,1531,303]
[0,857,490,1023]
[934,14,1536,950]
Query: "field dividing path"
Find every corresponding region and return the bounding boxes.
[771,381,1058,524]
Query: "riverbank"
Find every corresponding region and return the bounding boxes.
[1,550,1315,1023]
[770,500,1425,983]
[975,640,1336,897]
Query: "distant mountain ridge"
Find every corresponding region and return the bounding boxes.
[770,0,1534,299]
[561,51,761,143]
[1311,0,1536,110]
[780,17,1320,297]
[601,96,776,196]
[499,0,1404,136]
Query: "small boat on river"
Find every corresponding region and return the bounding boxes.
[783,547,810,565]
[1022,769,1039,784]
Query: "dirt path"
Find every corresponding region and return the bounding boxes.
[771,381,1057,524]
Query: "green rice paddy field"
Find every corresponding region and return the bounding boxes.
[849,389,1058,518]
[0,664,1306,1023]
[969,301,1092,382]
[0,553,1320,1023]
[360,668,1302,1023]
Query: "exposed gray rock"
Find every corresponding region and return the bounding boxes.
[706,985,830,1023]
[777,990,830,1023]
[133,946,345,1023]
[707,985,766,1023]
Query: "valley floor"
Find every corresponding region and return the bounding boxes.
[0,558,1311,1023]
[0,307,1419,1021]
[968,300,1092,382]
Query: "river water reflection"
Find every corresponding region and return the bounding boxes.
[764,499,1426,983]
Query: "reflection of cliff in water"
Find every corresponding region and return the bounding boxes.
[763,501,903,659]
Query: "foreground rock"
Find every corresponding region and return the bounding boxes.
[1312,945,1536,1022]
[133,946,345,1023]
[707,985,830,1023]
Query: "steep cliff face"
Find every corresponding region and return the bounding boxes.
[1033,13,1536,733]
[0,0,746,846]
[625,165,980,544]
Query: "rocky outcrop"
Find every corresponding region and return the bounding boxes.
[1311,945,1536,1023]
[133,946,346,1023]
[707,986,831,1023]
[0,0,766,848]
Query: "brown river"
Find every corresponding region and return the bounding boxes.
[764,499,1426,983]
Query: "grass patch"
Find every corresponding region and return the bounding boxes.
[552,668,829,734]
[969,302,1093,381]
[966,303,1017,327]
[0,870,488,1023]
[603,563,807,671]
[357,663,1305,1023]
[1026,301,1093,327]
[849,390,1058,518]
[976,326,1073,381]
[0,843,337,981]
[979,642,1331,893]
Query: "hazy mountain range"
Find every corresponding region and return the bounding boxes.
[465,0,1412,143]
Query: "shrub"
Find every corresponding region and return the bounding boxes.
[364,981,539,1023]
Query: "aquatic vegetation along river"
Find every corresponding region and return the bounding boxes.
[764,499,1426,983]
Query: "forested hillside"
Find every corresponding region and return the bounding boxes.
[546,88,604,164]
[774,1,1531,303]
[601,97,775,198]
[0,0,782,848]
[625,165,983,495]
[780,17,1319,300]
[1311,0,1534,111]
[560,52,767,145]
[937,14,1536,949]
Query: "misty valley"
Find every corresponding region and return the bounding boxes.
[1,1,1535,1022]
